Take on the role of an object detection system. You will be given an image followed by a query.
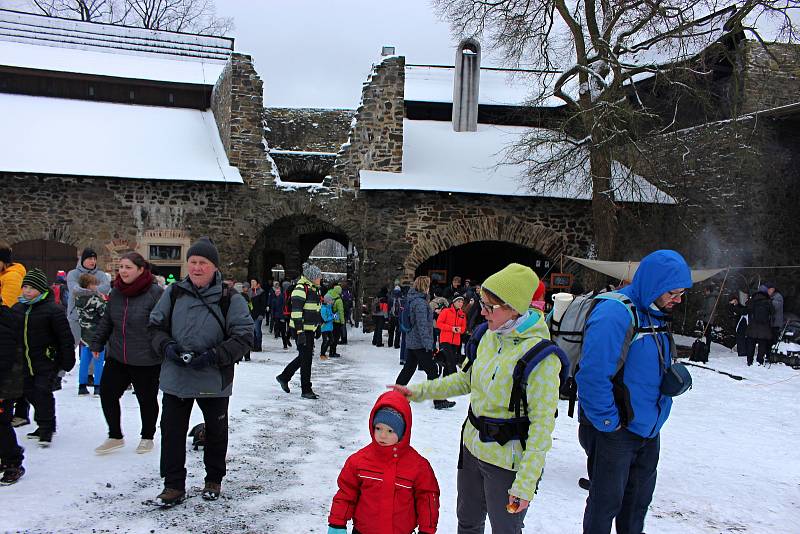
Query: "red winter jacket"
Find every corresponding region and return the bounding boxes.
[436,305,467,346]
[328,391,440,534]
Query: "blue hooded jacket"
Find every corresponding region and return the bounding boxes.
[576,250,692,438]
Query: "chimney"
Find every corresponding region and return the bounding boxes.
[452,38,481,132]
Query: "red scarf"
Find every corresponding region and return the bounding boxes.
[114,269,154,297]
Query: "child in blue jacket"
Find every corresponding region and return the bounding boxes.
[320,295,335,359]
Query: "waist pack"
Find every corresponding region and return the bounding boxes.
[660,362,692,397]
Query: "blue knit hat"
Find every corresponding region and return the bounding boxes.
[373,407,405,440]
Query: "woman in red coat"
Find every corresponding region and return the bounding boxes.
[435,295,467,379]
[328,390,440,534]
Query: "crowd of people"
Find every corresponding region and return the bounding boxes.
[0,236,784,533]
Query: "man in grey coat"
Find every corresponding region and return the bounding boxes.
[66,248,111,346]
[148,237,253,507]
[766,283,784,345]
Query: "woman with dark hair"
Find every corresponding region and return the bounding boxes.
[90,252,164,454]
[394,276,454,410]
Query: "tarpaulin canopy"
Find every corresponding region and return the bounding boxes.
[566,256,726,284]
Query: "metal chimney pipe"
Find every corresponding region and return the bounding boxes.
[452,38,481,132]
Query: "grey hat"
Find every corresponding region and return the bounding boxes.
[302,262,322,281]
[187,237,219,266]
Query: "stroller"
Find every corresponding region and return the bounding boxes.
[770,319,800,368]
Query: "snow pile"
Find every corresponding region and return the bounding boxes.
[0,92,242,183]
[359,119,674,203]
[4,330,798,532]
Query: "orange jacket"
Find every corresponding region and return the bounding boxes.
[0,262,26,307]
[436,305,467,346]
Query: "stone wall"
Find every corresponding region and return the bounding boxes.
[264,108,354,152]
[740,41,800,114]
[331,56,405,189]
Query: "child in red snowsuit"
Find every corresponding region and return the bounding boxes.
[327,391,440,534]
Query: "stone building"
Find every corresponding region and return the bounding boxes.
[1,8,798,323]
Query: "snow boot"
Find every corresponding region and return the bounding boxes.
[201,481,221,501]
[301,391,319,400]
[38,430,53,447]
[156,488,185,507]
[0,466,25,485]
[578,477,591,491]
[78,384,90,396]
[433,400,456,410]
[276,375,290,393]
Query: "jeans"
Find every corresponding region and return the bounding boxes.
[253,317,263,350]
[100,358,161,439]
[160,393,229,490]
[579,423,660,534]
[79,346,105,386]
[279,333,315,393]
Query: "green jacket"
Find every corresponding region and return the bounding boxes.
[326,285,346,325]
[409,310,560,502]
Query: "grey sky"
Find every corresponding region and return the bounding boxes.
[215,0,462,109]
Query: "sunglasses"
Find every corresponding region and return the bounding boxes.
[667,289,686,300]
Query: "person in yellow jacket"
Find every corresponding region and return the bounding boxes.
[390,263,560,534]
[0,241,26,307]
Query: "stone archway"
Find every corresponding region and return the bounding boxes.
[402,215,577,281]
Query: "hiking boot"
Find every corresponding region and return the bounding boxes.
[93,386,101,396]
[329,353,341,358]
[95,438,125,455]
[156,487,185,507]
[433,400,456,410]
[26,428,41,440]
[11,417,29,428]
[0,466,25,485]
[276,375,290,393]
[136,439,154,454]
[578,477,591,491]
[38,430,53,447]
[301,391,319,400]
[78,385,90,396]
[201,481,221,501]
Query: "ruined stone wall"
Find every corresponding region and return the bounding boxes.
[740,41,800,114]
[331,56,405,189]
[265,108,354,152]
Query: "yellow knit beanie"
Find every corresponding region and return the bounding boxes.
[482,263,539,315]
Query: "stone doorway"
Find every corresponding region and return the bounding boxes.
[12,239,77,279]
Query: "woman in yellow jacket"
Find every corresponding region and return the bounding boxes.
[0,241,26,307]
[390,263,561,534]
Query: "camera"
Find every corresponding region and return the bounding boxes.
[180,351,195,365]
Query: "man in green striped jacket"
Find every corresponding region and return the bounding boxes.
[276,263,323,399]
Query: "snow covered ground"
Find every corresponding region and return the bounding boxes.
[4,330,799,533]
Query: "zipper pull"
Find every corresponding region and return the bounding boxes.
[492,365,499,380]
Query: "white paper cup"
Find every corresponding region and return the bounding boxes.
[551,292,574,323]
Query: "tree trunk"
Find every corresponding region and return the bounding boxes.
[588,146,618,289]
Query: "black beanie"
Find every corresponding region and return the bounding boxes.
[81,248,97,266]
[22,268,50,294]
[187,237,220,266]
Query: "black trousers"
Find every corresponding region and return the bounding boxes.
[579,423,660,534]
[279,333,314,393]
[23,371,57,433]
[160,393,229,490]
[439,342,460,377]
[338,321,348,344]
[386,317,401,348]
[331,323,342,355]
[396,348,439,385]
[746,337,770,365]
[0,398,24,468]
[100,358,161,439]
[274,319,290,348]
[320,331,333,356]
[372,316,385,345]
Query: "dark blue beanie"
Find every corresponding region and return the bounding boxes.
[373,407,405,440]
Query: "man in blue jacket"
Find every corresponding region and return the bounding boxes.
[576,250,692,534]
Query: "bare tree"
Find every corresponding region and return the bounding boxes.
[24,0,232,35]
[433,0,799,261]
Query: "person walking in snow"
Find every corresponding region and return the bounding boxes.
[394,276,454,410]
[745,285,773,366]
[319,294,335,359]
[75,273,107,396]
[435,294,467,378]
[391,264,558,533]
[89,252,163,455]
[249,279,267,352]
[577,250,693,534]
[12,269,75,447]
[326,284,346,357]
[0,302,25,484]
[275,263,323,400]
[327,391,440,534]
[386,285,403,349]
[67,248,111,347]
[765,283,784,346]
[148,237,253,506]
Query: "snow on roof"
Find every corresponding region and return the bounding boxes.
[405,65,546,106]
[359,119,673,204]
[0,92,242,183]
[0,9,230,85]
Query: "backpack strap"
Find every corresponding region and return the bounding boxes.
[168,284,232,341]
[462,321,489,372]
[510,340,570,421]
